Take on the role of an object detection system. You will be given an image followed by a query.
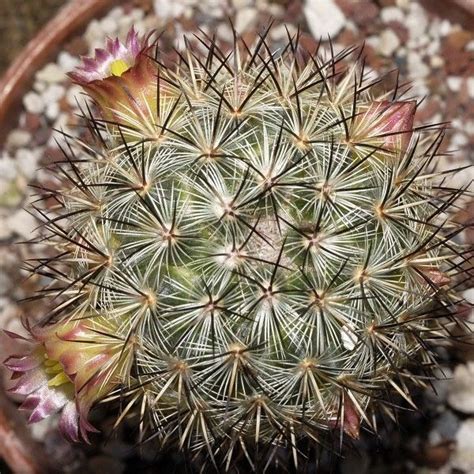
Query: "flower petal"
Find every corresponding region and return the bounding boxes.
[58,401,80,442]
[4,354,41,372]
[364,100,416,152]
[9,368,47,395]
[28,385,69,423]
[3,329,31,341]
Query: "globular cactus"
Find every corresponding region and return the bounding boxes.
[5,26,472,471]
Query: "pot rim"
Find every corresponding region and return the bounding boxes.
[0,0,114,145]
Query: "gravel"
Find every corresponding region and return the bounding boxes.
[304,0,345,38]
[42,84,66,103]
[35,62,65,84]
[15,148,40,181]
[23,91,45,114]
[447,76,463,92]
[5,129,32,150]
[378,29,400,57]
[6,208,37,240]
[380,6,405,23]
[451,419,474,472]
[235,7,258,34]
[57,51,80,72]
[467,77,474,99]
[448,363,474,414]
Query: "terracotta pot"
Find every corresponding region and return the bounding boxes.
[0,0,115,144]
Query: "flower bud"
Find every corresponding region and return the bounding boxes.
[69,28,159,138]
[4,317,132,442]
[353,100,416,155]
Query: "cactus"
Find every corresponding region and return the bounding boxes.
[5,26,471,470]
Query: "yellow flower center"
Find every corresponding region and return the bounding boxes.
[44,354,71,387]
[109,59,131,77]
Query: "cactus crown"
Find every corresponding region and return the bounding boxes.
[14,26,470,470]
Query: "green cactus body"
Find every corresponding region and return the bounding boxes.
[8,28,469,470]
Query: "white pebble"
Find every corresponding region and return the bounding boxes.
[425,38,440,55]
[441,159,474,190]
[6,129,31,150]
[448,362,474,414]
[15,148,39,181]
[7,209,37,240]
[234,7,258,35]
[464,120,474,135]
[206,4,224,18]
[365,35,380,50]
[36,63,65,84]
[117,16,134,36]
[23,92,45,114]
[407,34,429,50]
[430,55,444,68]
[428,19,442,39]
[396,0,410,9]
[380,6,404,23]
[133,21,147,37]
[232,0,252,9]
[0,153,17,181]
[447,76,463,92]
[100,17,117,35]
[0,217,13,240]
[57,51,80,73]
[47,113,72,148]
[467,77,474,99]
[130,8,145,21]
[216,23,233,42]
[451,132,468,148]
[33,80,47,93]
[108,7,124,20]
[270,24,297,42]
[304,0,346,39]
[451,118,463,130]
[452,419,474,472]
[407,52,429,79]
[266,4,284,16]
[439,19,452,37]
[66,85,85,108]
[153,0,186,21]
[377,30,400,57]
[410,80,429,98]
[405,3,428,39]
[344,20,357,33]
[85,19,104,48]
[45,102,60,122]
[0,298,16,323]
[42,84,65,103]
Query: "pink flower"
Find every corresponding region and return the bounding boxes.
[4,319,132,442]
[69,28,159,131]
[352,100,416,154]
[327,393,361,439]
[69,28,144,83]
